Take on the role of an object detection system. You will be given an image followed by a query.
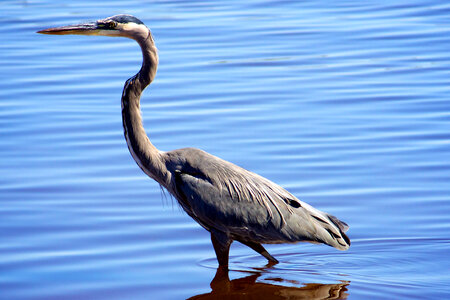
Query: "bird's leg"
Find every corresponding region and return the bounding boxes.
[239,240,279,264]
[211,231,232,268]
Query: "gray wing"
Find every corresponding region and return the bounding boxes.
[174,169,287,243]
[165,148,350,249]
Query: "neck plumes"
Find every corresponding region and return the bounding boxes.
[121,28,168,186]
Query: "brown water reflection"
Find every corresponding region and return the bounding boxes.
[189,267,349,299]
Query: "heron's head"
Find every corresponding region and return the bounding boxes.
[37,14,150,41]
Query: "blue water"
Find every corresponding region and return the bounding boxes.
[1,1,449,299]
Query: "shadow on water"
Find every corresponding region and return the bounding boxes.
[189,266,349,299]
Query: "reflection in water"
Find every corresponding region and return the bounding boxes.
[189,267,349,299]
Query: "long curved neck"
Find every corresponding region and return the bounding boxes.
[121,30,168,186]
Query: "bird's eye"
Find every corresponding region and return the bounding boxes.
[107,21,117,28]
[97,20,117,29]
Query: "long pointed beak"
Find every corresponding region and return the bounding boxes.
[37,22,99,35]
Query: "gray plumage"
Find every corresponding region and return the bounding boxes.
[38,14,350,267]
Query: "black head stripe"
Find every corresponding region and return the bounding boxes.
[110,14,144,25]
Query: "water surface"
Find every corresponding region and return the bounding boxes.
[1,1,449,299]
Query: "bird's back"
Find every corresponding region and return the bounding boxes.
[163,147,350,250]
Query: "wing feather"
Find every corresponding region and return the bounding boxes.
[165,148,350,248]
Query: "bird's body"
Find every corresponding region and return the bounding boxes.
[166,147,350,246]
[38,15,350,267]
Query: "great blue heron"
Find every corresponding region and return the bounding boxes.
[38,14,350,268]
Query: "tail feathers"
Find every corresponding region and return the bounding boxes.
[327,214,349,233]
[309,212,351,250]
[282,199,350,250]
